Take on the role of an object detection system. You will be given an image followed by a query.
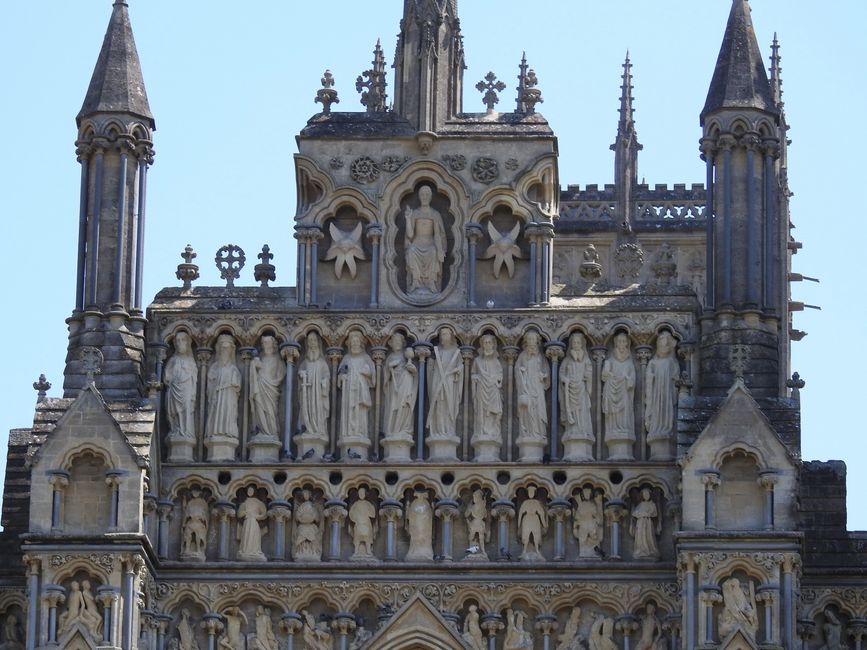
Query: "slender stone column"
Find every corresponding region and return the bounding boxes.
[756,586,778,646]
[435,499,459,561]
[195,347,213,461]
[848,620,867,650]
[634,345,652,461]
[42,586,65,646]
[759,471,778,531]
[325,500,348,561]
[503,346,519,462]
[413,344,432,460]
[662,614,681,650]
[85,147,105,307]
[782,554,798,650]
[24,555,40,650]
[269,501,292,560]
[132,148,151,312]
[545,342,565,461]
[701,138,716,309]
[308,226,324,306]
[720,135,735,306]
[48,471,70,530]
[213,500,235,561]
[239,347,256,458]
[280,342,300,459]
[526,224,541,305]
[796,619,817,650]
[548,498,570,561]
[201,614,223,650]
[121,557,141,650]
[539,223,554,305]
[699,587,722,645]
[465,223,483,307]
[371,346,388,460]
[460,345,475,460]
[142,493,157,539]
[279,613,303,650]
[157,500,173,560]
[762,141,779,311]
[293,227,308,306]
[333,612,356,650]
[617,616,639,650]
[744,135,760,307]
[366,224,383,308]
[481,613,504,650]
[156,614,173,650]
[106,470,124,530]
[74,143,91,311]
[326,346,344,455]
[535,614,558,650]
[605,500,626,559]
[112,143,130,307]
[492,499,515,561]
[380,499,403,561]
[684,554,697,650]
[701,472,721,530]
[591,346,607,460]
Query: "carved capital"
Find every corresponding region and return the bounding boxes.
[332,612,357,636]
[701,472,721,490]
[48,471,70,491]
[279,613,303,636]
[327,347,345,364]
[325,501,348,524]
[544,342,566,363]
[502,346,520,363]
[491,499,515,522]
[616,615,640,636]
[796,619,817,642]
[195,348,213,366]
[465,222,484,243]
[268,501,292,523]
[42,586,66,608]
[758,471,779,491]
[480,614,504,637]
[460,345,476,363]
[717,133,737,151]
[535,613,558,636]
[412,343,432,362]
[604,500,627,523]
[239,347,257,362]
[591,346,608,364]
[699,590,723,606]
[201,613,224,636]
[280,342,301,364]
[548,498,571,523]
[379,500,403,524]
[435,499,460,521]
[371,346,388,364]
[213,500,236,522]
[847,620,867,643]
[22,554,41,575]
[365,223,384,243]
[635,345,653,365]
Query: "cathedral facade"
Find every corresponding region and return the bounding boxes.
[1,2,864,650]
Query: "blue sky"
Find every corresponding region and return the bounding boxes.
[1,1,864,529]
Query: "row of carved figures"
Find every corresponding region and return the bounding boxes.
[161,327,684,464]
[162,485,665,564]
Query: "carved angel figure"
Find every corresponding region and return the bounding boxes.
[482,220,522,279]
[555,607,586,650]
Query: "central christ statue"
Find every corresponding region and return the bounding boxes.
[404,185,446,294]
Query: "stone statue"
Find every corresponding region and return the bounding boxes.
[471,334,503,460]
[503,608,533,650]
[180,487,209,560]
[301,610,332,650]
[337,330,375,457]
[602,332,636,460]
[644,331,679,458]
[819,610,845,650]
[206,334,241,440]
[588,616,618,650]
[293,489,323,561]
[236,486,268,562]
[218,607,247,650]
[462,605,486,650]
[177,609,198,650]
[58,580,102,641]
[382,332,417,440]
[465,489,490,560]
[629,488,661,560]
[634,603,664,650]
[556,607,586,650]
[573,487,604,558]
[350,622,373,650]
[427,328,463,446]
[515,331,550,443]
[165,331,198,439]
[404,490,434,561]
[404,185,446,294]
[348,487,377,560]
[0,614,22,650]
[718,578,758,640]
[250,335,286,438]
[560,332,594,460]
[254,606,278,650]
[517,486,548,561]
[296,332,330,455]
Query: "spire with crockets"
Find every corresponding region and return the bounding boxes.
[611,52,643,226]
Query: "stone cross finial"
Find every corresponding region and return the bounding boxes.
[33,374,51,403]
[786,371,805,401]
[253,244,276,287]
[215,244,246,288]
[315,70,340,114]
[356,40,388,113]
[476,72,506,113]
[176,244,200,290]
[80,347,104,385]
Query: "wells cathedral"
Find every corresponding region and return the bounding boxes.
[1,1,865,650]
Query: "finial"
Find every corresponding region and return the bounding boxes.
[786,371,805,401]
[770,33,783,107]
[476,72,506,113]
[215,244,246,288]
[356,40,388,113]
[33,374,51,403]
[315,70,340,114]
[515,54,543,115]
[254,245,276,288]
[619,51,635,132]
[176,244,200,290]
[80,347,104,385]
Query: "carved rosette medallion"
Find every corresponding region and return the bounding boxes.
[472,157,499,184]
[350,156,380,184]
[381,156,409,173]
[442,154,467,171]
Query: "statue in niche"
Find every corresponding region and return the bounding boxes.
[634,603,664,650]
[325,222,366,280]
[517,486,548,561]
[301,610,333,650]
[718,578,759,640]
[0,614,22,650]
[515,331,550,442]
[630,488,661,560]
[556,607,586,650]
[471,334,503,442]
[588,616,618,650]
[818,610,845,650]
[297,332,330,442]
[206,334,241,440]
[236,486,268,562]
[601,332,636,458]
[405,490,434,561]
[503,609,533,650]
[177,609,198,650]
[337,331,375,449]
[560,332,594,456]
[462,605,486,650]
[180,488,209,560]
[293,489,323,561]
[382,332,417,440]
[404,185,446,294]
[165,331,197,439]
[250,335,286,439]
[348,487,378,560]
[58,580,102,641]
[254,606,278,650]
[465,489,490,559]
[349,622,373,650]
[427,328,463,438]
[644,331,679,437]
[573,487,604,558]
[218,607,247,650]
[482,221,522,279]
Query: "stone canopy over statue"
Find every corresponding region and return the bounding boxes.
[404,185,446,295]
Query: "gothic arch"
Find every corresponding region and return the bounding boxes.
[309,186,379,227]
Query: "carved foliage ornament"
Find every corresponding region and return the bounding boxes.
[324,222,366,279]
[472,157,499,184]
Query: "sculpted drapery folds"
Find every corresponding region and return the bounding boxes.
[602,332,636,456]
[337,330,375,445]
[472,334,503,441]
[297,332,330,440]
[348,486,377,559]
[165,331,197,439]
[58,580,102,641]
[293,489,323,561]
[644,331,679,437]
[237,486,268,562]
[427,327,463,438]
[573,487,604,558]
[250,335,286,438]
[462,604,486,650]
[382,332,417,439]
[634,603,664,650]
[555,608,584,650]
[177,609,197,650]
[560,332,594,443]
[504,608,533,650]
[254,606,278,650]
[219,607,247,650]
[630,488,661,560]
[515,330,549,442]
[589,616,618,650]
[404,185,446,295]
[518,485,548,561]
[405,489,434,561]
[206,334,242,440]
[718,578,759,641]
[180,487,209,560]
